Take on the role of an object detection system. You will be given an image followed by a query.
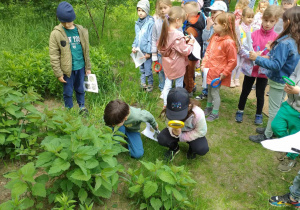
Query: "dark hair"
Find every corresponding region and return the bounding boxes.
[271,6,300,53]
[103,99,130,126]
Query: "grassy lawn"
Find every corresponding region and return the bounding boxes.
[0,1,299,209]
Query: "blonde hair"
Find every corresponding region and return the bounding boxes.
[155,0,172,17]
[184,2,199,16]
[255,0,269,13]
[262,5,283,20]
[235,0,250,10]
[157,6,186,50]
[215,13,239,50]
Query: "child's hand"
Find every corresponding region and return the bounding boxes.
[132,47,136,53]
[220,73,226,80]
[86,70,91,76]
[249,51,259,61]
[265,41,272,51]
[172,128,181,136]
[206,17,214,29]
[284,84,300,94]
[140,53,150,59]
[58,76,67,83]
[185,35,191,42]
[188,38,195,45]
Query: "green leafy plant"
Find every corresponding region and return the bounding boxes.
[0,162,47,209]
[54,193,77,210]
[127,160,196,210]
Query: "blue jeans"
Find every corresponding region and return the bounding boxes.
[63,67,85,109]
[290,170,300,201]
[158,54,165,91]
[118,126,144,159]
[140,57,153,86]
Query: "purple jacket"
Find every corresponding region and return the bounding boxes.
[251,26,278,78]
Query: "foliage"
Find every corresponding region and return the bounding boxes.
[54,193,77,210]
[127,160,196,210]
[0,162,47,209]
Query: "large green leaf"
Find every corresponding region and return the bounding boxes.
[3,171,19,180]
[35,174,49,184]
[93,185,112,198]
[143,181,158,199]
[11,180,27,198]
[85,159,99,169]
[36,152,54,167]
[76,146,98,160]
[78,188,88,204]
[32,183,46,197]
[20,162,35,182]
[164,200,171,210]
[172,188,183,201]
[140,161,155,171]
[129,185,141,193]
[70,168,91,181]
[150,198,162,210]
[19,198,34,210]
[94,176,102,191]
[48,158,70,175]
[158,171,176,185]
[0,134,5,145]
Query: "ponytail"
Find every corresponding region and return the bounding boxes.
[157,15,169,50]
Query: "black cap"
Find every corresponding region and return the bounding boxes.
[166,87,189,121]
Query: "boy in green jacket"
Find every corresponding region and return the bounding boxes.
[49,1,91,115]
[104,99,158,159]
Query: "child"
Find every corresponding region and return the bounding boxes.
[234,0,250,26]
[271,61,300,172]
[157,87,209,161]
[235,5,281,124]
[152,0,172,95]
[274,0,295,34]
[183,2,206,96]
[231,8,254,88]
[132,0,154,92]
[251,0,269,31]
[103,99,158,159]
[157,6,195,107]
[181,0,203,10]
[196,1,227,100]
[49,1,91,115]
[201,12,238,122]
[248,6,300,142]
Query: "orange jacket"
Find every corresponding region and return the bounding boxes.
[201,34,237,87]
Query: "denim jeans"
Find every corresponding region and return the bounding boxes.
[158,54,165,91]
[63,67,85,109]
[163,76,184,106]
[140,57,153,86]
[290,170,300,201]
[118,126,144,159]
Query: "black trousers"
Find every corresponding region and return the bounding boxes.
[238,75,268,115]
[157,128,209,156]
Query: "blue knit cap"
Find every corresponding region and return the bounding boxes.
[56,1,76,22]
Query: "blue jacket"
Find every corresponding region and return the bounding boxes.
[255,35,300,84]
[132,15,154,54]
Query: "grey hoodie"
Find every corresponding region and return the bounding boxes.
[287,61,300,112]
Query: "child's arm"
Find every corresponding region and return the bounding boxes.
[221,41,238,78]
[284,84,300,95]
[173,37,194,57]
[140,109,158,130]
[151,21,159,61]
[202,19,213,42]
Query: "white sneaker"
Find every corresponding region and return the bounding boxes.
[230,80,236,88]
[235,79,240,87]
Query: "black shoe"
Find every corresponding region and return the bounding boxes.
[249,134,268,143]
[164,147,180,162]
[269,193,300,207]
[256,127,266,134]
[79,107,89,118]
[187,148,196,160]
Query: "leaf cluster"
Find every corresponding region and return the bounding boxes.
[127,160,196,210]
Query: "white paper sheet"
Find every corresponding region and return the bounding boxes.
[202,68,209,88]
[261,131,300,153]
[83,74,98,93]
[191,34,201,60]
[130,47,146,68]
[141,123,159,141]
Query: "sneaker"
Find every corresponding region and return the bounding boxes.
[141,83,147,90]
[235,111,244,123]
[204,107,213,117]
[252,85,256,90]
[256,127,266,134]
[187,148,196,160]
[79,107,89,118]
[234,79,240,87]
[195,93,207,100]
[146,85,153,92]
[230,80,236,88]
[277,158,297,172]
[206,113,219,122]
[269,193,300,207]
[164,147,180,162]
[249,134,268,143]
[254,114,263,125]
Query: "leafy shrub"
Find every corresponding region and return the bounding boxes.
[0,46,115,98]
[127,160,196,210]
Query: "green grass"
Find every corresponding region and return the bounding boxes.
[0,1,299,209]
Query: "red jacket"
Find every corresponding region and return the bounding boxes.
[201,34,237,87]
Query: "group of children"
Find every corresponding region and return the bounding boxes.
[49,0,300,207]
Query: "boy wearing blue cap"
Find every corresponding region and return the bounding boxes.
[49,1,91,116]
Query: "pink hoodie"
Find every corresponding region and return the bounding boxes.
[251,26,278,78]
[159,29,194,80]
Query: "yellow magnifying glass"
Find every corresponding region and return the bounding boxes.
[168,120,185,129]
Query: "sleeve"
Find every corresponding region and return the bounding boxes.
[140,109,158,130]
[201,34,215,68]
[146,21,154,54]
[251,13,260,31]
[179,111,207,142]
[221,41,238,77]
[202,27,212,42]
[132,24,138,48]
[151,21,158,61]
[255,42,290,72]
[84,29,91,71]
[173,38,194,57]
[49,31,63,78]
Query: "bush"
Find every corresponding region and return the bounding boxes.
[0,46,115,98]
